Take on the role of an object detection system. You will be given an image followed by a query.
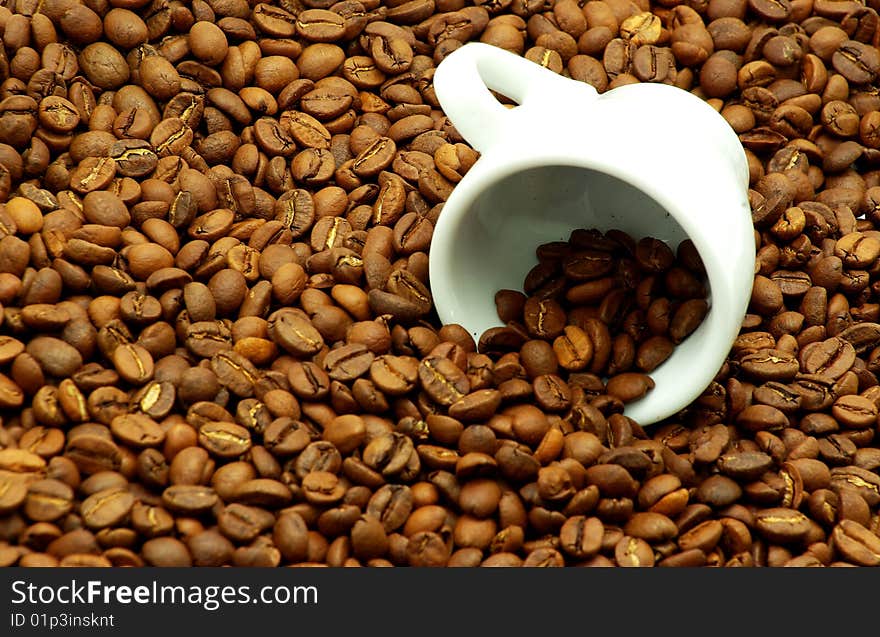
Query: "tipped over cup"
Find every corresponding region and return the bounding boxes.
[429,43,755,425]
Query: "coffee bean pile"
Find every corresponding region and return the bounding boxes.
[1,0,880,567]
[486,232,710,408]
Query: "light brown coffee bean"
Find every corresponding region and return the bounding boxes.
[81,487,135,529]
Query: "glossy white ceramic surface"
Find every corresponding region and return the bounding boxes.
[430,43,754,424]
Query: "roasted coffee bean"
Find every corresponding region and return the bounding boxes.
[162,485,218,515]
[696,475,742,507]
[81,487,135,530]
[829,467,880,506]
[678,519,723,552]
[64,435,122,475]
[363,432,419,479]
[559,515,603,558]
[324,344,374,382]
[24,479,74,522]
[564,251,614,281]
[606,373,655,403]
[717,451,774,482]
[382,270,429,313]
[523,297,567,339]
[755,508,811,543]
[614,535,655,567]
[0,374,24,409]
[832,395,878,429]
[370,356,419,396]
[112,344,154,386]
[199,421,252,458]
[0,472,28,515]
[211,351,259,397]
[267,309,325,357]
[367,485,414,533]
[110,413,165,448]
[831,520,880,566]
[418,356,470,406]
[27,337,83,378]
[407,531,450,567]
[353,137,396,177]
[800,338,855,379]
[832,40,880,85]
[740,349,799,381]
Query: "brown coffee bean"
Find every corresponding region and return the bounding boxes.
[606,373,655,403]
[678,519,723,552]
[352,137,396,177]
[268,308,325,357]
[24,479,74,522]
[363,433,419,479]
[112,343,154,386]
[19,426,66,459]
[740,349,799,382]
[199,421,251,458]
[755,507,811,543]
[670,300,709,343]
[186,530,233,567]
[216,503,271,544]
[283,111,331,150]
[169,446,212,487]
[270,511,308,564]
[324,343,374,382]
[614,535,655,567]
[0,471,28,514]
[624,512,678,543]
[557,515,602,558]
[585,464,638,499]
[560,248,611,280]
[81,486,135,530]
[162,484,218,514]
[696,475,743,508]
[717,451,773,482]
[830,467,880,506]
[189,21,228,65]
[832,394,878,429]
[832,520,880,566]
[111,413,165,448]
[301,471,346,506]
[369,355,418,397]
[296,10,345,42]
[368,485,414,534]
[635,336,674,372]
[801,337,856,379]
[407,531,450,567]
[64,434,122,475]
[79,42,130,90]
[323,414,366,454]
[385,269,432,315]
[142,537,192,567]
[211,351,260,397]
[139,56,181,102]
[832,40,880,85]
[0,373,24,409]
[27,337,83,378]
[418,355,470,406]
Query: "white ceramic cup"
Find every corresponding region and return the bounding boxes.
[429,43,755,425]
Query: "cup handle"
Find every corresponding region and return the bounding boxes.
[433,43,596,153]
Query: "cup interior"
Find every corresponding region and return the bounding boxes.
[437,164,703,339]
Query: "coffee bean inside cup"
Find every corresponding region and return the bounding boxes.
[483,229,709,406]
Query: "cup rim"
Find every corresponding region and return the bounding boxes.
[428,151,754,424]
[429,149,748,313]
